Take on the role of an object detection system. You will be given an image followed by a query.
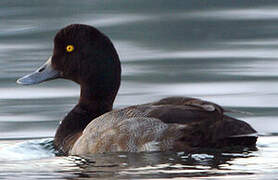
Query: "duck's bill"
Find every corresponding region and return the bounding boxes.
[17,56,60,85]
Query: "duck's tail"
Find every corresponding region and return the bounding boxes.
[212,115,257,148]
[224,108,254,115]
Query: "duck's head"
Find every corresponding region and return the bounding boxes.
[17,24,121,102]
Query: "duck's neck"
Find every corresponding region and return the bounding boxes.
[54,85,114,155]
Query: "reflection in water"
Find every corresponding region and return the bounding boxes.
[0,140,257,179]
[2,136,276,179]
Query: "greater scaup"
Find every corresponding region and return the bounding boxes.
[17,24,257,155]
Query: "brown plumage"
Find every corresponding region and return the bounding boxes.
[17,24,257,155]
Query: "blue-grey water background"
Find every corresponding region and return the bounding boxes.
[1,0,278,179]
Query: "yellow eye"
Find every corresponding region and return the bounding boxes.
[66,45,74,52]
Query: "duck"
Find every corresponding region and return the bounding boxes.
[17,24,257,155]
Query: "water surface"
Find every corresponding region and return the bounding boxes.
[0,0,278,179]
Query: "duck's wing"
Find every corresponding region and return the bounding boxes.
[141,96,224,124]
[143,97,257,148]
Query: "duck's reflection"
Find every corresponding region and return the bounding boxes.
[64,147,257,179]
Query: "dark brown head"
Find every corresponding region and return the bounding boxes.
[17,24,121,103]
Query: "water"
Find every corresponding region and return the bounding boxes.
[0,0,278,179]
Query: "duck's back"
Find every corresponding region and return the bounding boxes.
[70,97,257,155]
